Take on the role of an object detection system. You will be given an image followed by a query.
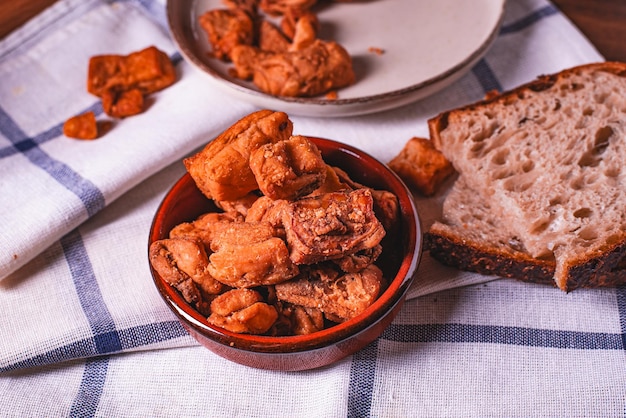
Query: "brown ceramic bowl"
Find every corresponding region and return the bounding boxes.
[148,137,422,371]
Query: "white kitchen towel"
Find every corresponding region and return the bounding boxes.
[0,0,601,281]
[3,0,624,416]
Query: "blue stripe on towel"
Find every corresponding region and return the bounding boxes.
[471,4,560,96]
[61,230,122,354]
[616,287,626,351]
[500,4,559,35]
[0,321,188,373]
[69,358,109,418]
[347,341,378,418]
[382,323,623,350]
[472,59,503,95]
[0,104,105,217]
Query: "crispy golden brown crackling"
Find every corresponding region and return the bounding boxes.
[222,0,259,15]
[169,212,243,248]
[307,165,349,195]
[259,0,317,16]
[87,46,176,97]
[149,238,225,315]
[271,302,325,335]
[332,244,382,273]
[183,110,293,201]
[230,39,355,97]
[244,196,288,238]
[249,136,327,200]
[101,88,144,118]
[282,188,386,264]
[213,192,260,217]
[208,221,276,250]
[208,289,278,334]
[388,136,455,196]
[63,112,98,140]
[280,9,319,40]
[198,8,255,61]
[288,12,318,51]
[258,20,291,53]
[275,264,384,321]
[207,221,299,287]
[331,166,400,233]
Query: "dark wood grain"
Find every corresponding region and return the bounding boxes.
[0,0,625,61]
[0,0,58,39]
[551,0,626,61]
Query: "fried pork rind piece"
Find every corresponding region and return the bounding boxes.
[332,244,382,273]
[275,264,384,321]
[259,0,317,16]
[208,289,278,334]
[288,12,318,51]
[101,88,144,118]
[388,136,455,196]
[149,238,226,315]
[183,110,293,201]
[331,166,400,233]
[308,165,349,195]
[198,8,255,61]
[282,188,386,264]
[87,46,176,97]
[213,192,260,217]
[280,9,319,40]
[63,111,98,140]
[208,222,299,288]
[258,20,291,53]
[270,302,325,335]
[245,196,288,238]
[230,39,355,97]
[249,135,327,200]
[169,212,243,248]
[222,0,259,15]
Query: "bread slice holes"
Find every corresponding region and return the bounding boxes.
[582,107,594,116]
[604,167,620,177]
[530,220,550,235]
[521,160,535,173]
[549,196,563,206]
[493,169,514,180]
[503,178,532,192]
[569,176,584,190]
[577,126,613,167]
[470,141,486,157]
[573,208,592,219]
[491,149,509,165]
[594,91,609,104]
[577,226,597,241]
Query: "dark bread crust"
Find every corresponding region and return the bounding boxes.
[562,239,626,291]
[425,228,556,286]
[426,228,626,291]
[428,61,626,150]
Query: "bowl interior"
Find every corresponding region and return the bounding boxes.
[149,137,422,353]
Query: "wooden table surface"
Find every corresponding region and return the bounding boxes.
[0,0,625,61]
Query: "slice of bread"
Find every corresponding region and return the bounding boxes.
[426,62,626,291]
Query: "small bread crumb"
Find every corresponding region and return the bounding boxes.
[368,47,385,55]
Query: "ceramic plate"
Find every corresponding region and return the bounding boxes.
[167,0,506,117]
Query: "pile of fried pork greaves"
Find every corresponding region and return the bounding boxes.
[149,110,401,336]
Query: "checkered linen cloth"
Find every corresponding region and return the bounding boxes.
[1,0,624,416]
